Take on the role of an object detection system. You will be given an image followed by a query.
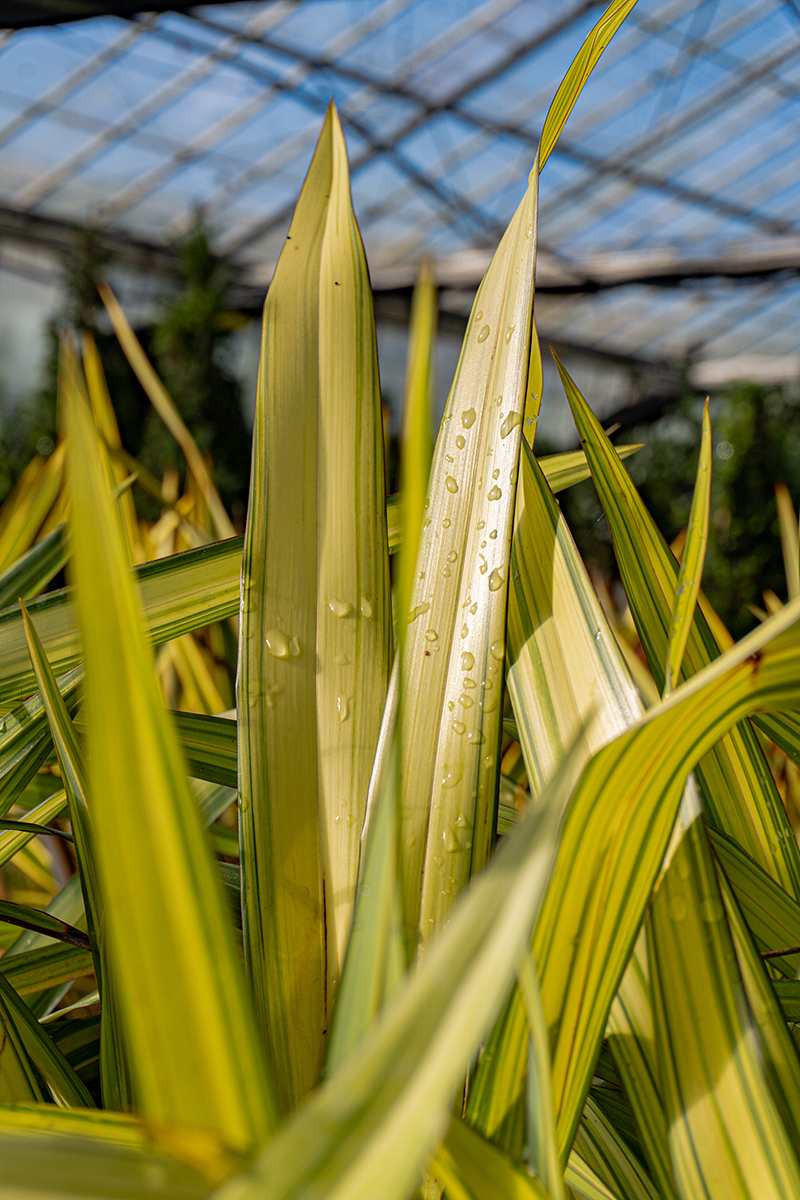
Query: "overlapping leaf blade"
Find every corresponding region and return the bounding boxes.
[433,1117,551,1199]
[467,436,643,1156]
[556,352,800,900]
[214,743,575,1200]
[0,538,242,706]
[649,804,800,1197]
[572,1097,659,1200]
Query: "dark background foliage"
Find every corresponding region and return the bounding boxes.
[554,381,800,639]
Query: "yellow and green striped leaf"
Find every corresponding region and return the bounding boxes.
[715,855,800,1157]
[433,1116,551,1200]
[67,375,276,1149]
[0,523,67,611]
[539,0,641,169]
[708,823,800,977]
[557,352,800,899]
[0,790,69,868]
[539,446,640,495]
[0,942,94,997]
[398,161,538,946]
[214,743,577,1200]
[775,483,799,601]
[533,598,800,1157]
[605,935,677,1200]
[467,436,645,1159]
[649,803,800,1197]
[325,738,405,1076]
[0,972,94,1107]
[0,539,241,706]
[663,399,711,697]
[572,1097,659,1200]
[238,102,391,1111]
[0,667,81,816]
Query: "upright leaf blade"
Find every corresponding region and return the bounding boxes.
[325,737,404,1076]
[399,162,538,945]
[572,1097,659,1200]
[468,439,675,1187]
[775,483,800,601]
[68,381,275,1149]
[664,399,711,697]
[605,935,677,1200]
[238,103,391,1110]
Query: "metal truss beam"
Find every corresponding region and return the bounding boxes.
[0,203,179,275]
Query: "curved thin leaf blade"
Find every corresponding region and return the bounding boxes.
[664,399,711,696]
[557,352,800,900]
[539,0,641,169]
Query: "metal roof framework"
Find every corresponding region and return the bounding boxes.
[3,0,800,397]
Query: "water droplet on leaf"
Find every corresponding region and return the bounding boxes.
[442,762,463,788]
[500,411,522,439]
[265,629,290,658]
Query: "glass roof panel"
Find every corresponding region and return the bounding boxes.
[2,0,800,391]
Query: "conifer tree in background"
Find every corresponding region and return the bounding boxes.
[0,221,252,523]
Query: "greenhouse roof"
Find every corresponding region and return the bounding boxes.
[2,0,800,390]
